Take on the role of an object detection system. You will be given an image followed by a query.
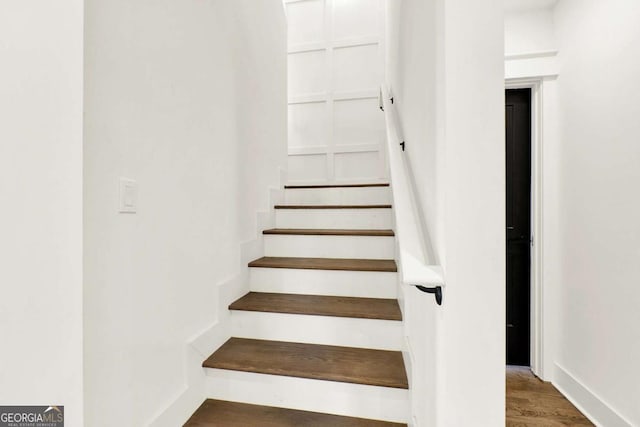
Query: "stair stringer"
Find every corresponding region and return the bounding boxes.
[146,169,286,427]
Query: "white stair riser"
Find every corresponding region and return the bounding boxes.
[264,234,394,259]
[276,209,392,229]
[204,369,409,423]
[284,187,391,205]
[249,268,398,298]
[230,311,403,351]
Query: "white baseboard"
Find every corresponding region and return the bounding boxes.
[146,179,285,426]
[554,363,633,427]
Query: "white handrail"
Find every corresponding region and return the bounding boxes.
[380,85,445,291]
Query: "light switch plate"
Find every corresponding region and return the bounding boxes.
[119,178,138,213]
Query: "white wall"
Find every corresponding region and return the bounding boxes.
[83,0,286,425]
[386,0,505,425]
[235,2,288,241]
[385,0,442,263]
[551,1,640,425]
[0,1,84,425]
[505,3,640,424]
[385,1,441,425]
[505,8,555,55]
[504,6,559,79]
[439,1,505,425]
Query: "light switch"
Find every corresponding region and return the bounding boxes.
[119,178,138,213]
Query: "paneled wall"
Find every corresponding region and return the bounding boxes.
[285,0,387,183]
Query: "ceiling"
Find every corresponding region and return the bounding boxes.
[504,0,559,12]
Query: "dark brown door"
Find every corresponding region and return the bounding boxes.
[505,89,531,366]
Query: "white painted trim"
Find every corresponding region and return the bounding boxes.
[146,279,236,427]
[287,145,328,155]
[324,0,336,181]
[289,90,377,105]
[288,142,381,156]
[288,42,326,54]
[333,36,380,49]
[146,177,286,426]
[554,364,633,427]
[288,93,327,104]
[505,50,558,61]
[288,38,380,55]
[283,0,315,4]
[505,78,544,378]
[506,71,559,80]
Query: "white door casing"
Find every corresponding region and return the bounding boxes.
[285,0,387,184]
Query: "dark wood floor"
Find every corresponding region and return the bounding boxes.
[506,366,593,426]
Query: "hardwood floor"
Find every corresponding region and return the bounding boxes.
[506,366,593,426]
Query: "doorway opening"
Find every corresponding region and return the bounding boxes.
[505,88,532,367]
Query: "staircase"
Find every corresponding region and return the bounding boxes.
[185,183,409,426]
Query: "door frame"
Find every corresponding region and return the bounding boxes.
[505,78,543,377]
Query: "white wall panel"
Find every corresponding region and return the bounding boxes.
[334,98,384,146]
[286,0,386,183]
[288,102,327,147]
[287,154,328,181]
[333,0,381,40]
[288,50,326,95]
[286,0,325,45]
[334,151,382,181]
[333,44,381,92]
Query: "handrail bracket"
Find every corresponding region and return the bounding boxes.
[415,285,443,305]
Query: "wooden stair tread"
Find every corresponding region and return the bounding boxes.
[248,256,398,272]
[274,204,391,209]
[285,183,390,189]
[230,292,402,321]
[203,338,409,389]
[184,399,406,427]
[263,228,395,236]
